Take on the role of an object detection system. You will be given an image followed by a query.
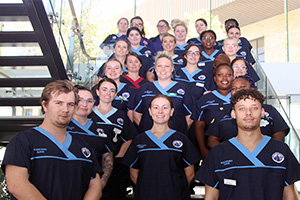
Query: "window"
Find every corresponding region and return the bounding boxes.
[250,37,265,63]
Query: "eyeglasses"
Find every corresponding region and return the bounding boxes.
[131,22,143,27]
[225,44,237,48]
[78,97,95,105]
[187,51,200,56]
[202,36,214,40]
[232,65,247,70]
[157,24,167,28]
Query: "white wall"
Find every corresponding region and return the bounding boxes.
[261,63,300,96]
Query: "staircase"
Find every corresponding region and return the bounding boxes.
[0,0,68,144]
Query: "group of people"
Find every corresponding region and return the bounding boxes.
[1,15,300,200]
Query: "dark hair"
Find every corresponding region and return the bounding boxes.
[117,17,129,25]
[231,57,247,70]
[195,18,207,26]
[232,75,256,89]
[200,30,217,41]
[97,78,118,92]
[183,44,202,63]
[113,39,131,52]
[149,94,174,128]
[227,25,240,34]
[162,33,176,43]
[130,16,145,37]
[231,89,265,108]
[126,26,142,38]
[225,18,239,27]
[40,80,78,114]
[213,54,231,68]
[157,19,170,28]
[213,63,234,77]
[125,52,142,66]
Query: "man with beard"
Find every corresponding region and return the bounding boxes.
[196,89,300,200]
[2,80,102,200]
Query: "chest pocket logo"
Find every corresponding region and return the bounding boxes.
[272,152,285,163]
[172,140,183,148]
[81,147,91,158]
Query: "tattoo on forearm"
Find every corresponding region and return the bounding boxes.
[101,152,113,184]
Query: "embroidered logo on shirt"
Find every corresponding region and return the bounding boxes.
[198,62,205,67]
[260,119,269,127]
[177,59,183,63]
[33,148,47,154]
[177,89,185,95]
[198,75,206,80]
[265,111,270,117]
[81,147,91,158]
[272,152,285,163]
[173,140,183,148]
[97,128,107,138]
[122,92,130,99]
[117,118,124,125]
[206,100,215,104]
[113,36,117,40]
[137,144,147,148]
[196,82,204,87]
[145,50,151,57]
[240,51,247,56]
[144,90,153,94]
[220,160,233,166]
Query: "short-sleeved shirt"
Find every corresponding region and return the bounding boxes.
[100,34,121,49]
[196,136,300,200]
[150,35,163,53]
[120,75,148,90]
[192,90,232,130]
[130,46,155,79]
[216,37,255,64]
[174,43,189,58]
[92,82,133,111]
[67,118,114,163]
[89,107,138,156]
[122,129,201,200]
[2,127,101,200]
[174,67,215,101]
[199,49,222,76]
[129,81,194,134]
[207,104,290,141]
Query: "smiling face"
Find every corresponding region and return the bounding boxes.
[127,30,142,46]
[96,81,117,104]
[201,32,216,50]
[195,20,207,35]
[223,39,239,57]
[184,45,201,65]
[42,91,75,128]
[75,90,94,118]
[126,55,142,73]
[174,25,187,43]
[214,65,233,91]
[231,98,264,132]
[104,60,123,81]
[113,40,129,57]
[162,35,176,52]
[149,97,174,125]
[155,57,174,81]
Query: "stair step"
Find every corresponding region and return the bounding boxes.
[0,4,29,21]
[0,32,38,47]
[0,78,53,87]
[0,56,46,66]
